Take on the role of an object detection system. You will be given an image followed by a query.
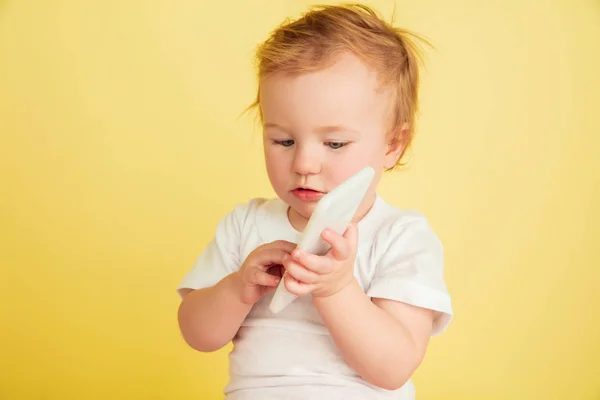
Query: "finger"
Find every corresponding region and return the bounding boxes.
[321,227,351,261]
[291,248,334,274]
[283,271,315,296]
[260,285,278,296]
[343,223,358,247]
[254,248,291,267]
[252,240,296,256]
[283,254,320,284]
[268,240,298,253]
[250,268,281,287]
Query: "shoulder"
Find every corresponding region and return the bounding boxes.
[229,197,269,221]
[365,195,441,251]
[214,197,269,235]
[216,196,293,243]
[357,197,443,276]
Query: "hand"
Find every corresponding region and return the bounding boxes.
[234,240,296,305]
[282,223,358,298]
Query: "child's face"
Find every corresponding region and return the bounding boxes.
[260,52,402,231]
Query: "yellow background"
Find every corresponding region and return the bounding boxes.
[1,0,599,399]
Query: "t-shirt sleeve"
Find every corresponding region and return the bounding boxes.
[176,202,252,297]
[366,215,453,336]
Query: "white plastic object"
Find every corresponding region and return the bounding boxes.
[269,166,375,314]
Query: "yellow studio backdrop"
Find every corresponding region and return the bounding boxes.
[1,0,598,399]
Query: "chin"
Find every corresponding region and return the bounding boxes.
[287,197,317,220]
[298,204,317,218]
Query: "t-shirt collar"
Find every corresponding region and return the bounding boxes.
[255,193,385,248]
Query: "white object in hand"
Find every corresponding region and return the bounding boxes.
[269,166,375,314]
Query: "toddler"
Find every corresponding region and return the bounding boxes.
[177,4,453,399]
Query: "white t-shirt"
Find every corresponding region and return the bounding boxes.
[177,194,453,400]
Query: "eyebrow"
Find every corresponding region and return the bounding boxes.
[314,125,360,135]
[263,123,359,135]
[263,123,288,132]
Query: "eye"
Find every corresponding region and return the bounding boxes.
[326,142,347,150]
[274,139,295,147]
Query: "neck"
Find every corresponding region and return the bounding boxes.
[286,192,378,233]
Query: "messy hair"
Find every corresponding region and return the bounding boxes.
[246,3,431,169]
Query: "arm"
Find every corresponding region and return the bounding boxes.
[283,223,444,390]
[178,240,295,352]
[177,271,251,352]
[313,279,434,390]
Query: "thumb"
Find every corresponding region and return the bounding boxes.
[343,223,358,249]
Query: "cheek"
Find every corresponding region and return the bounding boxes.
[325,143,385,182]
[346,142,384,164]
[264,148,289,179]
[360,139,388,167]
[326,156,363,183]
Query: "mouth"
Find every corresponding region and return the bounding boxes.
[291,187,325,202]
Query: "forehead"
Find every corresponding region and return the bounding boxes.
[259,53,390,129]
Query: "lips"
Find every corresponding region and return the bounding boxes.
[291,187,325,201]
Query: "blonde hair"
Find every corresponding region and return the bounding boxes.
[247,3,431,169]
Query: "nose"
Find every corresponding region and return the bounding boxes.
[292,143,321,176]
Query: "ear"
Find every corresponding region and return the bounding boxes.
[384,123,409,169]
